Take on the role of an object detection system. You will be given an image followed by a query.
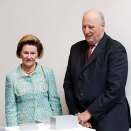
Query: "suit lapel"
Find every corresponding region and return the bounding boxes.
[80,41,89,69]
[81,33,108,73]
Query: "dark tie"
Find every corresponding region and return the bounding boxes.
[88,45,95,59]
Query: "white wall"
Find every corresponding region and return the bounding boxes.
[0,0,131,128]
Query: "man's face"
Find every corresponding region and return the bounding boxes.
[82,13,105,45]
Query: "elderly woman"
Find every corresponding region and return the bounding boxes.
[5,35,62,126]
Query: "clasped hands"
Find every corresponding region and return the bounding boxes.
[77,110,92,128]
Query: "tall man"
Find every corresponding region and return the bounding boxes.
[63,9,131,131]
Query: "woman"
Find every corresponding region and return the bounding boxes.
[5,35,62,126]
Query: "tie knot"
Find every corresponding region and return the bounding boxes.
[89,44,95,49]
[88,44,95,59]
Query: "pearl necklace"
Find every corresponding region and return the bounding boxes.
[22,65,36,74]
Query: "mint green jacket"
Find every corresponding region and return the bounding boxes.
[5,63,62,126]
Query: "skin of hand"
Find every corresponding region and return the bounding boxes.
[78,110,92,124]
[81,121,92,128]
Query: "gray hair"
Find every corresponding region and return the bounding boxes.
[98,11,105,25]
[83,9,105,25]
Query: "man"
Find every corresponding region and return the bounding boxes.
[63,9,131,131]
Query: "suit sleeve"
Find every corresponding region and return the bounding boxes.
[87,43,128,121]
[63,47,80,115]
[5,74,18,126]
[47,69,63,116]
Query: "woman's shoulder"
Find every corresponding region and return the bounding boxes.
[6,65,21,79]
[6,70,16,78]
[41,65,53,72]
[40,65,54,76]
[6,70,17,83]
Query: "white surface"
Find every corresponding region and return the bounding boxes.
[0,0,131,127]
[0,123,95,131]
[50,115,78,130]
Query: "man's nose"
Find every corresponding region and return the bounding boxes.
[85,27,90,34]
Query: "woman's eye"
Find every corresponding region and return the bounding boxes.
[24,52,28,54]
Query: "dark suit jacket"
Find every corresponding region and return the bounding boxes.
[63,33,131,131]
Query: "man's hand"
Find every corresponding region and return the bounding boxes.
[81,121,92,128]
[78,110,92,124]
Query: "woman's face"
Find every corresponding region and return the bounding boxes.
[20,44,38,68]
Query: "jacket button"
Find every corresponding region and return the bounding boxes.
[79,74,85,80]
[81,93,83,96]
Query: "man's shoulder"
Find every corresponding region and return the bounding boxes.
[106,35,125,50]
[72,40,87,48]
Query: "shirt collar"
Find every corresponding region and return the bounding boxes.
[94,42,98,47]
[16,62,42,77]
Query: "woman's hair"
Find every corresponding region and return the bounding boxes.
[16,34,44,58]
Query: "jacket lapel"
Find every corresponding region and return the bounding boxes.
[80,40,89,69]
[81,33,108,73]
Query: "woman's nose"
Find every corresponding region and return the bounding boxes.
[27,54,31,58]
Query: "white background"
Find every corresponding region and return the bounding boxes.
[0,0,131,128]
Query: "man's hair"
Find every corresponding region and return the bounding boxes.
[98,11,105,25]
